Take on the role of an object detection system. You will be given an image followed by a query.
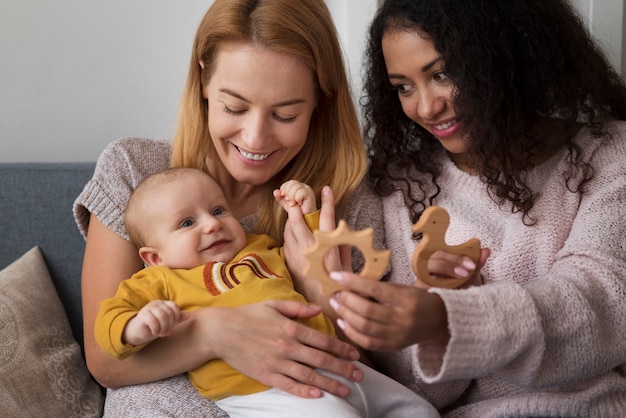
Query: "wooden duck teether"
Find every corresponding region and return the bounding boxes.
[411,206,480,289]
[303,220,391,295]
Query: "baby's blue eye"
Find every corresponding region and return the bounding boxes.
[212,207,224,216]
[181,219,194,228]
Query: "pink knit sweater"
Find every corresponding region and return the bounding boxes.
[368,122,626,417]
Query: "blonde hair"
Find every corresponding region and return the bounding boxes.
[171,0,366,241]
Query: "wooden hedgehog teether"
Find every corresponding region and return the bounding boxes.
[411,206,481,289]
[303,220,390,294]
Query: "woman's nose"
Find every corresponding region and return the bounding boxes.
[241,113,269,150]
[412,88,445,120]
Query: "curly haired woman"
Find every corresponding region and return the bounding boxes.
[291,1,626,416]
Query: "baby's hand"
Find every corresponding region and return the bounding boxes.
[122,300,190,346]
[273,180,317,214]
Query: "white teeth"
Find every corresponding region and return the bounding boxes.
[434,120,455,130]
[239,148,270,161]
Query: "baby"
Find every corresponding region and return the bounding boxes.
[95,167,439,418]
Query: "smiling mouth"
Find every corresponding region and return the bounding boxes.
[433,119,457,131]
[206,239,230,250]
[237,146,271,161]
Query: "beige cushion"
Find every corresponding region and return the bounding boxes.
[0,247,103,417]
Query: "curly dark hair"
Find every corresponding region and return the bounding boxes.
[362,0,626,224]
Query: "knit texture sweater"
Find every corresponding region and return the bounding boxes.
[368,122,626,417]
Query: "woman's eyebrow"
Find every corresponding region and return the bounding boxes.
[219,88,249,103]
[421,57,444,73]
[219,88,306,107]
[387,57,445,81]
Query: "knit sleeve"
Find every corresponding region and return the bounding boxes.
[423,124,626,389]
[73,137,171,242]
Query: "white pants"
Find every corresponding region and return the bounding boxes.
[215,361,439,418]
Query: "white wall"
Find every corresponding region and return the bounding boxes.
[0,0,623,162]
[0,0,210,162]
[570,0,624,76]
[0,0,378,163]
[325,0,379,109]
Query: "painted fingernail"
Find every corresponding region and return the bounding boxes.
[454,267,469,277]
[329,297,340,311]
[462,259,476,270]
[336,318,347,330]
[329,272,345,283]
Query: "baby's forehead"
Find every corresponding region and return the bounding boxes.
[150,170,218,195]
[133,170,227,222]
[165,175,226,204]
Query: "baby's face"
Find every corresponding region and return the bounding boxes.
[145,171,247,269]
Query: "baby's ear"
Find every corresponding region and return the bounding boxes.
[139,247,162,267]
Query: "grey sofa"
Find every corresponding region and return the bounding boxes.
[0,162,106,417]
[0,162,105,418]
[0,162,95,347]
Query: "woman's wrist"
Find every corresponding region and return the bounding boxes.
[423,292,451,344]
[186,307,224,360]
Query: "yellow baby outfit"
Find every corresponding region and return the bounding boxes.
[96,213,334,400]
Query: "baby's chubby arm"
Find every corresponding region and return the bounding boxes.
[123,300,190,346]
[273,180,317,215]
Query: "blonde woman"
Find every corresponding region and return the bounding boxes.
[75,0,383,415]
